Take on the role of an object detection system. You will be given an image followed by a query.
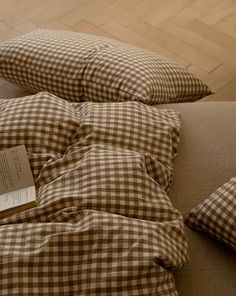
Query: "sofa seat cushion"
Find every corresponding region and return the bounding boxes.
[158,101,236,296]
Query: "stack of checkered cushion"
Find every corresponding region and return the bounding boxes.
[0,92,188,295]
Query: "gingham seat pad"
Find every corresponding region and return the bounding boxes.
[0,29,212,103]
[36,145,182,223]
[0,94,188,295]
[0,92,79,179]
[72,101,181,191]
[0,209,187,295]
[185,176,236,251]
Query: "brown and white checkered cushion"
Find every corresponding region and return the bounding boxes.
[1,146,188,295]
[0,91,79,179]
[72,101,181,191]
[37,146,182,224]
[0,208,187,295]
[0,29,212,104]
[185,176,236,251]
[0,98,188,295]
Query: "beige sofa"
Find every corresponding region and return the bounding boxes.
[159,101,236,295]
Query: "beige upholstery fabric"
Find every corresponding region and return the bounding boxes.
[158,102,236,296]
[0,29,212,104]
[186,176,236,251]
[0,96,188,295]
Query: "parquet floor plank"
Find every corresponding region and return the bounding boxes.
[0,21,20,42]
[100,20,190,66]
[16,21,39,34]
[71,20,114,38]
[198,0,236,25]
[85,0,140,27]
[29,0,88,27]
[158,20,236,68]
[187,19,236,54]
[225,10,236,24]
[204,64,236,92]
[170,0,221,26]
[214,19,236,39]
[128,20,220,72]
[142,0,192,27]
[204,78,236,101]
[116,0,163,26]
[186,65,208,81]
[0,0,61,26]
[59,0,115,27]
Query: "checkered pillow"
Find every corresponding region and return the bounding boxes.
[185,176,236,251]
[0,91,79,179]
[0,29,212,104]
[73,101,181,191]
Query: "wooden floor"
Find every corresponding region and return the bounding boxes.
[0,0,235,101]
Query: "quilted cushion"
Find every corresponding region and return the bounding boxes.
[72,101,181,191]
[0,29,212,104]
[0,210,186,295]
[0,91,79,179]
[37,146,181,224]
[0,97,188,295]
[185,176,236,251]
[37,144,188,265]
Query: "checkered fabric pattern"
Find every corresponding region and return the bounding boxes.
[82,43,212,104]
[73,101,181,191]
[0,91,79,179]
[185,176,236,251]
[36,146,182,223]
[0,29,212,104]
[0,94,188,295]
[0,210,186,295]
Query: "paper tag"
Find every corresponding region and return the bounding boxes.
[0,186,36,211]
[0,145,34,194]
[0,145,36,212]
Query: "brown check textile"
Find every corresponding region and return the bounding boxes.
[72,101,181,191]
[0,92,188,295]
[0,92,79,180]
[0,29,212,104]
[185,176,236,251]
[37,145,182,225]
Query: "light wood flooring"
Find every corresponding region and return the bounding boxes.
[0,0,235,101]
